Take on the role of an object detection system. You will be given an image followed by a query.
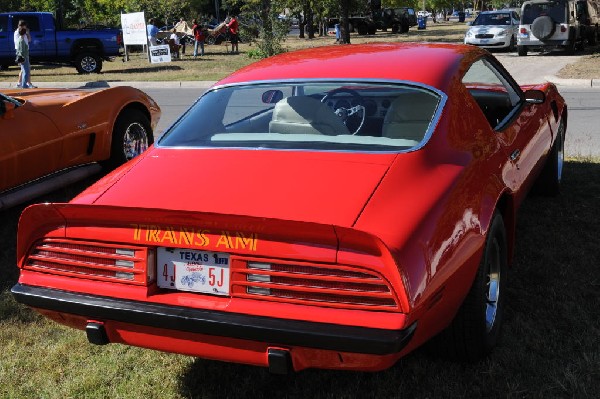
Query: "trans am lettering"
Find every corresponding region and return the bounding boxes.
[131,224,258,251]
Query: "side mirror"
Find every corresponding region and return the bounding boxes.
[524,89,545,104]
[262,90,284,104]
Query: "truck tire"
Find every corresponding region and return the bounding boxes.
[401,20,409,33]
[392,24,399,33]
[367,24,376,35]
[517,45,528,56]
[75,52,103,74]
[357,23,368,35]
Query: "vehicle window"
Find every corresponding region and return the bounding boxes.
[473,13,512,25]
[462,59,522,129]
[521,2,567,24]
[158,82,443,152]
[0,15,7,33]
[11,15,41,31]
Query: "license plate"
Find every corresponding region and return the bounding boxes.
[157,247,230,295]
[480,39,489,44]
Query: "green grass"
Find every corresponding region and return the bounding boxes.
[1,21,599,397]
[1,159,599,398]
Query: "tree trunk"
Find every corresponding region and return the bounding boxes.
[340,0,351,44]
[307,5,315,39]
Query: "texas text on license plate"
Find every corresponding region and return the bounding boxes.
[157,247,230,295]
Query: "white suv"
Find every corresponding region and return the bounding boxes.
[517,0,584,55]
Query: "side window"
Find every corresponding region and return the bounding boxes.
[0,15,7,33]
[11,16,40,32]
[462,59,522,129]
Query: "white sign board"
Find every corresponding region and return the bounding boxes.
[121,12,147,45]
[149,45,172,63]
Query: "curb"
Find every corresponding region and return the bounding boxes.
[544,75,600,88]
[0,81,216,89]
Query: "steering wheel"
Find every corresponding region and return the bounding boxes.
[321,88,366,135]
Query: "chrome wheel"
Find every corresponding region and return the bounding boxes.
[556,124,564,183]
[122,122,149,160]
[485,239,502,333]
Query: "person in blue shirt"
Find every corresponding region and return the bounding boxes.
[147,18,159,46]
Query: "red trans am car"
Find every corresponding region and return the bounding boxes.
[12,43,566,373]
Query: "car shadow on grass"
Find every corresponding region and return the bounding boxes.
[176,159,600,398]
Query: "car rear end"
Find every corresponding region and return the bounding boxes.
[518,0,575,53]
[12,202,417,372]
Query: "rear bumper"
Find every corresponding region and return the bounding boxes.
[12,283,416,356]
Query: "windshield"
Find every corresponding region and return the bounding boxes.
[0,92,22,107]
[522,1,567,24]
[158,82,442,152]
[472,13,512,25]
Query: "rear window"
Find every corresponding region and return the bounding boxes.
[158,81,443,152]
[522,1,567,24]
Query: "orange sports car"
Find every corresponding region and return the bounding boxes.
[0,86,160,209]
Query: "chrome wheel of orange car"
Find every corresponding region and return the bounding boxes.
[123,121,150,161]
[104,109,153,169]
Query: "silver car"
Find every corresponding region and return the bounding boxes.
[464,10,520,51]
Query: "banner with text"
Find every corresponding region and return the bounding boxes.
[121,12,147,45]
[149,45,172,63]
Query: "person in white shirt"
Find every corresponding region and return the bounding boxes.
[14,20,35,88]
[170,29,181,45]
[169,28,181,58]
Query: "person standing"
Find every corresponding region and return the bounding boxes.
[226,15,239,54]
[14,20,34,88]
[147,18,159,46]
[15,27,31,89]
[192,19,205,57]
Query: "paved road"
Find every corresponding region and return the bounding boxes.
[494,53,584,85]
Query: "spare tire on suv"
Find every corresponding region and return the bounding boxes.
[531,15,556,39]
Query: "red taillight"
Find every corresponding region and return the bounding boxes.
[520,27,528,34]
[24,238,153,285]
[560,25,567,33]
[117,32,123,45]
[233,260,400,310]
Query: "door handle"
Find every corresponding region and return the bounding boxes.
[510,149,521,162]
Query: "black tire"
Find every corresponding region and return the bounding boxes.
[357,24,368,35]
[531,16,555,40]
[103,109,153,170]
[508,36,516,52]
[0,64,8,71]
[533,119,565,196]
[517,45,527,56]
[431,211,508,361]
[75,52,103,74]
[400,20,409,33]
[391,24,399,33]
[564,39,576,55]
